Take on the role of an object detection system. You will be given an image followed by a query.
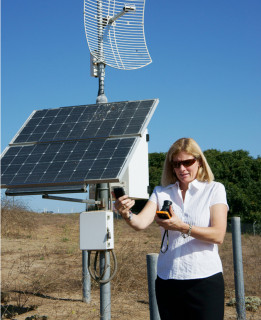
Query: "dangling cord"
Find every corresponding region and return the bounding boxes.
[88,250,118,284]
[160,230,169,253]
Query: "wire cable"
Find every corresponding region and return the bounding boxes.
[160,230,169,253]
[88,249,118,284]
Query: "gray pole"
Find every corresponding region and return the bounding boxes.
[146,253,160,320]
[96,2,109,318]
[82,185,92,303]
[97,183,111,320]
[231,217,246,320]
[96,63,108,104]
[100,250,111,320]
[82,250,91,303]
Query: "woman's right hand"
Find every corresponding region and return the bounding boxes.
[114,195,135,220]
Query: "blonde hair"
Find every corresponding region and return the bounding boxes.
[161,138,214,187]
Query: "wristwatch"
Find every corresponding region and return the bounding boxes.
[181,224,192,238]
[128,210,133,221]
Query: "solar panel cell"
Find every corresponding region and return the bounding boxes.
[31,163,50,173]
[101,168,122,179]
[4,165,21,174]
[124,125,141,135]
[70,170,88,181]
[11,155,28,165]
[40,174,56,183]
[26,118,42,127]
[107,157,126,168]
[12,174,30,184]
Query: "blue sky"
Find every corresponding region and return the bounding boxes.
[1,0,261,213]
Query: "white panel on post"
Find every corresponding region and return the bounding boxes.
[80,211,114,250]
[122,129,149,199]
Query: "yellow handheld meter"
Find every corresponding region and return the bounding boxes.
[156,200,172,219]
[156,210,172,219]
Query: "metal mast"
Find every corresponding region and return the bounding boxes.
[96,0,108,103]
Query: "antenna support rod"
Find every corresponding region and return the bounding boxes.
[97,62,107,103]
[96,0,108,103]
[108,5,136,24]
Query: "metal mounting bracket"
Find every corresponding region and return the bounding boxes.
[42,194,101,205]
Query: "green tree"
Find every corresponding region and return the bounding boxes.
[204,150,261,223]
[149,152,166,192]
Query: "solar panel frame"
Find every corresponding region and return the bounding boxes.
[1,99,158,191]
[6,184,87,196]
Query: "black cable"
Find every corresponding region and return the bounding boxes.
[160,230,169,253]
[88,250,118,284]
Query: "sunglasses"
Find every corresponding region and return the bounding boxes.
[172,158,197,169]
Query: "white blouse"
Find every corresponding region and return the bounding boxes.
[149,179,228,280]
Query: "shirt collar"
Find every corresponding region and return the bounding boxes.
[174,179,204,191]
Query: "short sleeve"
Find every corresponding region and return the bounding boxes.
[149,186,161,205]
[210,182,229,209]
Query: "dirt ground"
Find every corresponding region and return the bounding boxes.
[1,211,260,319]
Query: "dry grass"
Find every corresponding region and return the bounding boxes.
[1,204,260,319]
[1,198,38,239]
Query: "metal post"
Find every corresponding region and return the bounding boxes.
[82,250,91,303]
[96,183,110,320]
[100,250,111,320]
[81,185,93,303]
[96,3,109,318]
[253,221,256,236]
[97,63,107,103]
[96,3,110,313]
[232,217,246,320]
[146,253,160,320]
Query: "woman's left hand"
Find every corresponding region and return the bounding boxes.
[154,206,186,232]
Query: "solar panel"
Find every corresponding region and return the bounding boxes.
[1,99,158,190]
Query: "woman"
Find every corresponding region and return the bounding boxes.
[115,137,228,320]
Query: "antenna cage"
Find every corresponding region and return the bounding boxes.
[84,0,152,70]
